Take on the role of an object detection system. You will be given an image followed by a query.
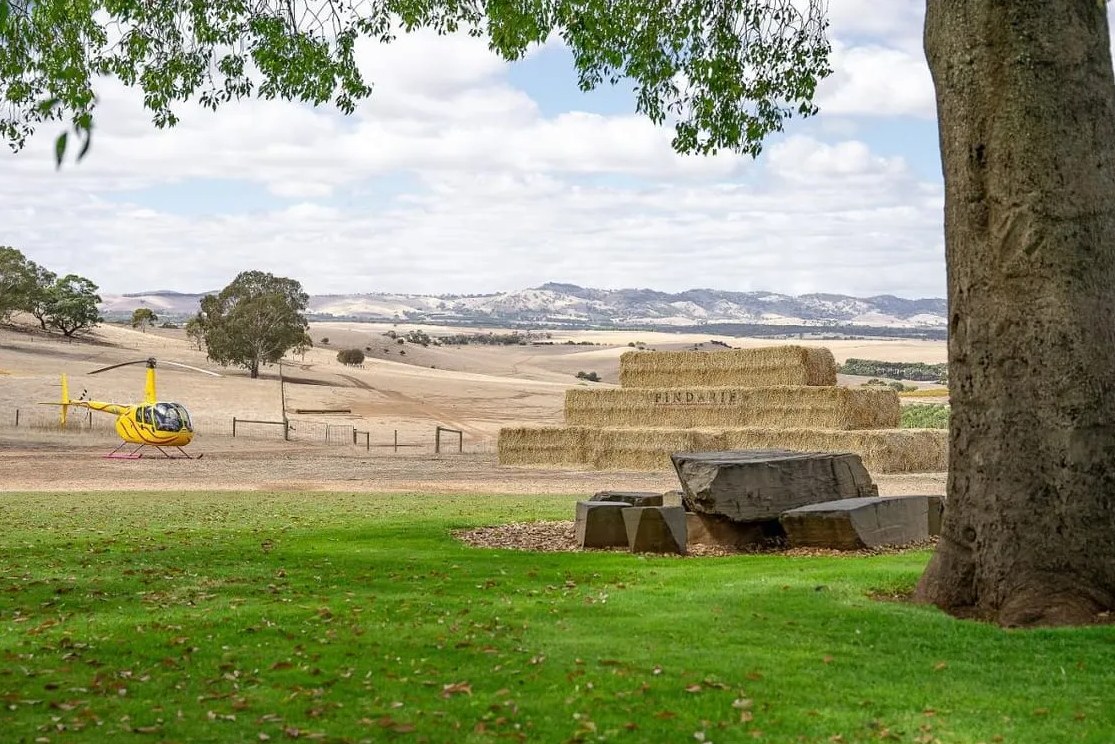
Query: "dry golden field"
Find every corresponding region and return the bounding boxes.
[0,318,948,494]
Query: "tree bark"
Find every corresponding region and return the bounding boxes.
[915,0,1115,626]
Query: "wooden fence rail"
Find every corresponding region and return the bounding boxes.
[435,426,463,454]
[232,417,289,440]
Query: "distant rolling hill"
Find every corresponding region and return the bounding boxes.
[99,283,947,333]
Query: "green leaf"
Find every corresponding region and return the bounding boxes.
[78,130,93,161]
[54,132,68,168]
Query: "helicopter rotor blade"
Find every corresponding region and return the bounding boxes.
[87,359,150,375]
[87,358,221,377]
[160,360,222,377]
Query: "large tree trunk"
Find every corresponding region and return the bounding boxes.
[915,0,1115,626]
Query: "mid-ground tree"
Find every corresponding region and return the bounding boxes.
[194,271,311,378]
[42,274,102,336]
[337,348,365,366]
[0,246,38,322]
[23,262,58,330]
[184,316,205,351]
[0,247,57,328]
[130,307,158,332]
[4,0,1115,625]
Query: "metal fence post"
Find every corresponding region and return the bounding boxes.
[14,409,19,427]
[394,429,398,453]
[232,417,237,437]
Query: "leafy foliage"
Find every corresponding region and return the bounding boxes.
[129,307,157,331]
[193,270,311,378]
[41,273,102,336]
[438,332,528,346]
[0,0,830,160]
[336,347,365,365]
[184,315,205,350]
[840,358,949,383]
[576,370,601,382]
[0,245,40,321]
[23,261,58,330]
[404,329,432,346]
[0,247,101,335]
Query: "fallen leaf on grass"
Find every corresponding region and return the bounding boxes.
[654,711,677,720]
[442,682,472,698]
[933,662,948,671]
[375,716,415,733]
[685,684,703,693]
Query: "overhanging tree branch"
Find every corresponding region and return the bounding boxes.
[0,0,830,160]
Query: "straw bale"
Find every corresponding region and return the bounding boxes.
[497,425,947,474]
[564,385,899,430]
[714,428,947,474]
[497,426,587,466]
[583,429,723,471]
[619,346,837,388]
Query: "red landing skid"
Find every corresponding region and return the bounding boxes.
[104,442,203,460]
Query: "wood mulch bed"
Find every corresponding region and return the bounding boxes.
[453,521,938,558]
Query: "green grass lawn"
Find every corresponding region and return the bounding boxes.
[1,491,1112,743]
[901,404,950,429]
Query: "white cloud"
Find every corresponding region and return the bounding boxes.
[1,14,948,300]
[816,43,936,119]
[826,1,924,48]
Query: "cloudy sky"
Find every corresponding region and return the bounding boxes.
[4,2,952,298]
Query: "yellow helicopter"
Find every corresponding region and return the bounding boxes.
[44,357,220,459]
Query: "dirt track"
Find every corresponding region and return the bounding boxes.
[0,432,946,496]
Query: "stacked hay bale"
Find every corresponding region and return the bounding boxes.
[498,345,947,474]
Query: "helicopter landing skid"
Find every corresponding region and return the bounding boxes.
[104,443,202,460]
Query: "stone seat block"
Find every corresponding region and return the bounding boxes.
[591,490,664,506]
[622,506,686,554]
[575,501,632,549]
[779,495,930,550]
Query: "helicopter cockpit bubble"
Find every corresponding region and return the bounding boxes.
[172,403,193,432]
[153,402,189,432]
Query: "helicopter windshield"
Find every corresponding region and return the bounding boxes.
[153,402,192,432]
